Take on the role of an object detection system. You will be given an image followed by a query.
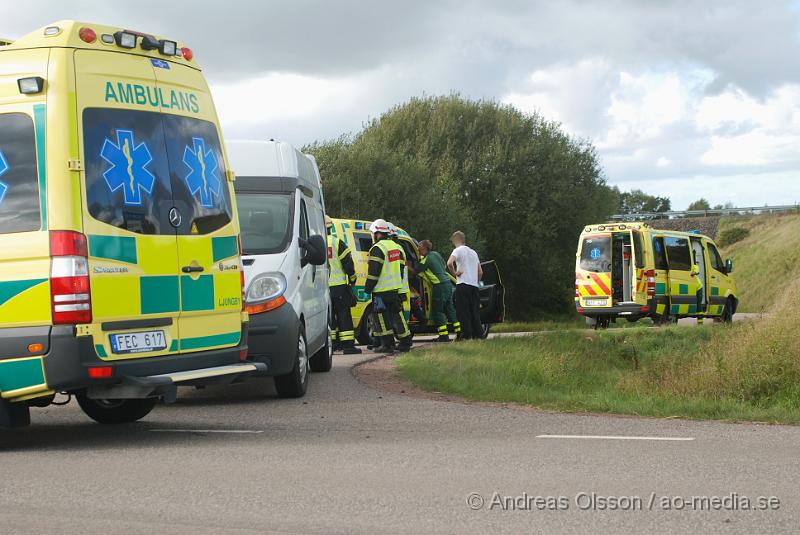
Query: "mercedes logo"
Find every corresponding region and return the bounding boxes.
[169,207,182,228]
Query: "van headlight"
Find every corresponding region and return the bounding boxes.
[246,272,286,304]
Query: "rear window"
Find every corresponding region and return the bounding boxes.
[83,108,232,235]
[664,236,691,271]
[83,108,172,235]
[0,113,40,233]
[579,235,610,272]
[163,115,233,235]
[237,192,293,255]
[631,231,645,269]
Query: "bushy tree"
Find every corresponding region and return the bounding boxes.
[306,95,617,318]
[616,188,671,214]
[687,198,711,211]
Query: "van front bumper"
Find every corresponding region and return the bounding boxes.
[246,303,300,376]
[41,324,253,397]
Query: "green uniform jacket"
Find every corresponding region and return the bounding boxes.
[415,250,450,285]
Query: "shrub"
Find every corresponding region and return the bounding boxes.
[717,227,750,248]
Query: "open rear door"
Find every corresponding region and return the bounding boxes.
[479,260,505,323]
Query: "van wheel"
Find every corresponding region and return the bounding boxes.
[356,305,375,346]
[309,324,333,373]
[274,325,309,398]
[76,394,157,424]
[721,298,735,324]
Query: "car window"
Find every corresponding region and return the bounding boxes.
[579,235,610,272]
[708,243,726,273]
[664,236,691,271]
[299,200,309,241]
[0,113,40,234]
[83,108,172,235]
[352,231,374,252]
[162,115,233,235]
[236,192,293,255]
[652,236,669,270]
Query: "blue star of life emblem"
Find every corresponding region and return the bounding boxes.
[183,137,221,209]
[100,129,155,206]
[590,248,601,259]
[0,147,9,207]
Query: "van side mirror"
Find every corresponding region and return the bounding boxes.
[725,258,733,273]
[300,235,327,267]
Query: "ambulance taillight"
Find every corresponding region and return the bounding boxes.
[646,269,656,298]
[49,231,92,325]
[575,272,580,298]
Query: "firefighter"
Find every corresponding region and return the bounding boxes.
[327,216,362,354]
[416,239,461,342]
[387,222,411,322]
[365,219,413,353]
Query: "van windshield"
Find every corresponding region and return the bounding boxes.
[580,235,611,272]
[237,192,294,255]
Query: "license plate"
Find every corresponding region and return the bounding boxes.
[110,330,167,354]
[584,299,608,307]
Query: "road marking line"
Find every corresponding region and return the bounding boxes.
[536,434,694,441]
[149,429,263,434]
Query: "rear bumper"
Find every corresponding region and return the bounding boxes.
[41,324,250,395]
[577,299,656,317]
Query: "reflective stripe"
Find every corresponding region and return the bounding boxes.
[339,330,355,341]
[453,322,461,333]
[328,236,348,287]
[372,240,403,292]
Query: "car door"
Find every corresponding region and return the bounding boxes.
[76,51,181,360]
[663,236,696,315]
[479,260,505,323]
[706,241,733,316]
[651,235,671,316]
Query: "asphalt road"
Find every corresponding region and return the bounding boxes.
[1,339,798,535]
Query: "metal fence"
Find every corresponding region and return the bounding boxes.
[610,205,800,221]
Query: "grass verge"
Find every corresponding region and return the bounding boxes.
[398,285,800,423]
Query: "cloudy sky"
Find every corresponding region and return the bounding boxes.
[4,0,800,209]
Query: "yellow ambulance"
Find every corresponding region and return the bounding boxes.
[0,21,257,428]
[328,218,505,342]
[575,222,738,328]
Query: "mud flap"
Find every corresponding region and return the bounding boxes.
[0,398,31,428]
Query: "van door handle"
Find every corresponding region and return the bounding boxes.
[181,265,205,273]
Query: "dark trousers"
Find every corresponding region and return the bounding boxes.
[330,285,356,346]
[372,290,411,346]
[455,284,482,340]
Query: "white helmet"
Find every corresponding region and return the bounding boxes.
[369,218,391,235]
[386,222,398,237]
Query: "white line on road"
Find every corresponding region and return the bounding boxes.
[536,434,694,441]
[149,429,263,434]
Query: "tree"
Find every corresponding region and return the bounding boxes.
[616,189,671,214]
[687,198,711,211]
[306,95,617,318]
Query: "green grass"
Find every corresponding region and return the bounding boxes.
[491,317,582,333]
[398,299,800,423]
[718,212,800,312]
[395,212,800,423]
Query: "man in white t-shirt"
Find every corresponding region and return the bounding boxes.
[447,231,483,340]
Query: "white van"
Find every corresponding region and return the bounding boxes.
[228,140,331,398]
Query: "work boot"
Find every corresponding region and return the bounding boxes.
[342,342,362,355]
[435,335,451,343]
[397,337,413,352]
[332,340,342,352]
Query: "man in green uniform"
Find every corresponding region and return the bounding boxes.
[365,219,413,354]
[416,239,461,342]
[327,216,361,354]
